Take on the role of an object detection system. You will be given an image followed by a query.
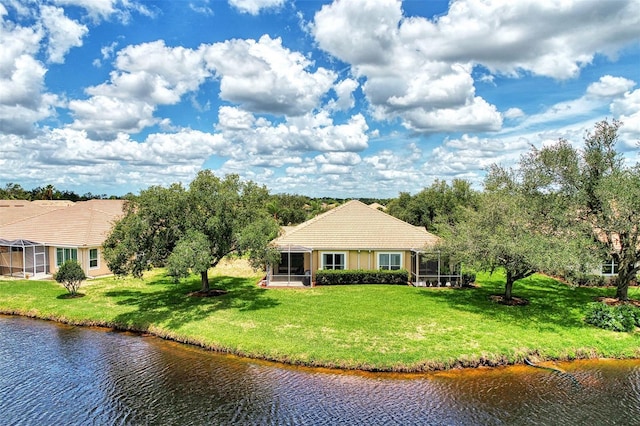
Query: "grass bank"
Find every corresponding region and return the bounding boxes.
[1,261,639,372]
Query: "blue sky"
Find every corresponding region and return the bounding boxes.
[1,0,639,198]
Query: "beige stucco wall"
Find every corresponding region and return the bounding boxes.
[48,246,112,278]
[309,249,413,282]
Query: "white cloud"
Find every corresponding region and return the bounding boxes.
[312,0,639,134]
[68,95,157,139]
[407,0,640,80]
[69,40,212,138]
[215,107,369,156]
[399,96,502,133]
[53,0,153,23]
[612,89,640,145]
[40,5,88,64]
[228,0,285,15]
[312,0,502,133]
[315,152,361,166]
[504,107,525,120]
[0,9,58,135]
[93,41,119,67]
[587,75,636,98]
[0,127,228,191]
[203,35,335,116]
[328,78,358,111]
[217,106,256,130]
[425,134,530,182]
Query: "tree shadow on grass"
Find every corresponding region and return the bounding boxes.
[104,275,279,331]
[419,273,610,332]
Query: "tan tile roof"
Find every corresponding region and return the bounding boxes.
[0,200,70,226]
[0,199,125,247]
[272,200,439,250]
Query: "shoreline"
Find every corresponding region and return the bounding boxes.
[2,309,635,374]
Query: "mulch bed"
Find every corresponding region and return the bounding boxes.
[489,295,530,306]
[596,297,640,307]
[58,293,86,299]
[187,289,228,297]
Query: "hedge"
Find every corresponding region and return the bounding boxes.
[315,269,409,285]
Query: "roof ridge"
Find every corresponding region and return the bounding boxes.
[280,200,357,238]
[85,200,124,216]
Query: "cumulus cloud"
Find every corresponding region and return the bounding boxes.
[504,107,525,120]
[425,134,530,182]
[312,0,639,134]
[406,0,640,80]
[312,0,502,133]
[69,40,212,138]
[228,0,285,15]
[612,89,640,145]
[587,75,636,98]
[0,6,57,135]
[0,127,228,191]
[40,5,88,63]
[203,35,335,116]
[328,78,359,111]
[215,106,369,156]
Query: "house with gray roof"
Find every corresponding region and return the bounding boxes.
[267,200,459,287]
[0,199,124,279]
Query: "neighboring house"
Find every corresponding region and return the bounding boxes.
[267,200,459,287]
[0,199,124,279]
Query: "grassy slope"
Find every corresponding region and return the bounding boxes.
[1,263,639,372]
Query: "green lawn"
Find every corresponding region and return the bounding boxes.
[1,263,639,372]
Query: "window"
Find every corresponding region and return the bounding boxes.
[379,253,402,270]
[602,258,619,275]
[89,249,99,269]
[322,252,346,270]
[56,248,77,267]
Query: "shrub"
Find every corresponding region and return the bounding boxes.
[564,271,606,287]
[461,272,476,286]
[315,269,408,285]
[584,302,640,332]
[54,260,87,295]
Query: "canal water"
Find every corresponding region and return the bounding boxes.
[1,315,639,425]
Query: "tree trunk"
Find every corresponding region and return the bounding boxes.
[200,270,210,292]
[505,270,514,301]
[615,262,635,301]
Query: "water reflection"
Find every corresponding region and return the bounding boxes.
[1,315,639,425]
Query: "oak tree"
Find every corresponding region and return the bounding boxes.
[103,171,280,292]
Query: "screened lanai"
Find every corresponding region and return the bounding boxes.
[267,245,313,286]
[410,250,462,287]
[0,239,49,279]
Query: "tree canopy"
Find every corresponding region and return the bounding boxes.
[103,171,280,292]
[386,179,478,233]
[520,119,640,300]
[439,170,594,301]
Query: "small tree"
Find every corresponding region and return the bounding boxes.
[55,260,86,295]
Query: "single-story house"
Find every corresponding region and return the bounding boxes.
[0,199,124,279]
[267,200,460,287]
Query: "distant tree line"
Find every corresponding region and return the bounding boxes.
[0,183,120,201]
